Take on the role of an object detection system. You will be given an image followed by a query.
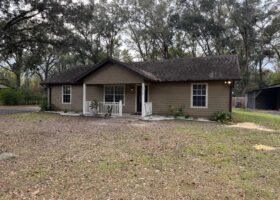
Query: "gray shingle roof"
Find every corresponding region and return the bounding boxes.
[42,55,240,85]
[129,55,240,81]
[42,66,92,85]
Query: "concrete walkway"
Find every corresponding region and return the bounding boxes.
[0,106,40,115]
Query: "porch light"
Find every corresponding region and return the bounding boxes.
[224,81,232,85]
[130,87,134,92]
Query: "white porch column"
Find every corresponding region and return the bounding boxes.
[119,100,123,116]
[83,83,86,115]
[141,82,145,117]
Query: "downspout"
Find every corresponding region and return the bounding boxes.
[48,86,52,110]
[229,81,233,112]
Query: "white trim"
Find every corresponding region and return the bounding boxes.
[103,85,125,105]
[190,83,208,109]
[62,85,72,104]
[135,84,149,113]
[141,82,145,117]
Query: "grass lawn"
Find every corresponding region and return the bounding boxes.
[0,112,280,199]
[233,108,280,130]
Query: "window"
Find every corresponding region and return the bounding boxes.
[104,85,124,104]
[62,85,71,104]
[191,83,208,108]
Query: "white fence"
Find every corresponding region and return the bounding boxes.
[144,102,152,116]
[85,100,122,116]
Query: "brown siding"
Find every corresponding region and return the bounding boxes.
[149,81,230,117]
[51,85,83,112]
[84,63,143,84]
[86,85,103,102]
[50,81,230,117]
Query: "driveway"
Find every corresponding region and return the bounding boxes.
[254,109,280,116]
[0,105,40,115]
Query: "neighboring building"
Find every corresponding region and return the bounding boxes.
[246,83,280,110]
[42,56,240,117]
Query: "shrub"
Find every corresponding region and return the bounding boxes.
[184,114,190,119]
[169,105,185,118]
[40,97,49,111]
[210,111,232,123]
[0,89,25,105]
[0,88,44,106]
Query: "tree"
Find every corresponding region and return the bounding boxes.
[0,0,70,87]
[125,0,174,60]
[120,49,133,62]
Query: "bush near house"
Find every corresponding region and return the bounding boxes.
[210,111,232,123]
[169,105,186,118]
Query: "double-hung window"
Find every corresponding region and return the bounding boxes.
[191,83,208,108]
[104,85,124,104]
[62,85,71,104]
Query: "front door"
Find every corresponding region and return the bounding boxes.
[137,85,148,113]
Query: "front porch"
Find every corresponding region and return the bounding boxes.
[82,83,152,117]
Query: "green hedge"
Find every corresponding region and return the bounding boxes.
[0,89,43,105]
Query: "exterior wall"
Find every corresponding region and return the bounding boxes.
[84,63,143,84]
[86,85,103,102]
[49,81,231,117]
[85,84,136,113]
[149,81,230,117]
[50,85,83,112]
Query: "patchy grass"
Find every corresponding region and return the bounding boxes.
[0,112,280,199]
[233,108,280,130]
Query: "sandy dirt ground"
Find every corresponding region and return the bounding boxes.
[0,113,280,199]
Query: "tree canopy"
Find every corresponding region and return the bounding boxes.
[0,0,279,94]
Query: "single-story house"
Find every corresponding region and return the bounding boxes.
[246,83,280,110]
[42,56,240,117]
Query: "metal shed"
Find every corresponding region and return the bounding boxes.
[246,83,280,110]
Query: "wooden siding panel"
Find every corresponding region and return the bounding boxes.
[86,85,103,102]
[50,81,230,116]
[51,85,83,112]
[84,63,143,84]
[150,81,230,117]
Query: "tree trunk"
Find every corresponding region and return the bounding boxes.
[258,58,264,88]
[15,73,21,88]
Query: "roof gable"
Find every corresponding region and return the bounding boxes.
[78,58,159,82]
[83,62,145,84]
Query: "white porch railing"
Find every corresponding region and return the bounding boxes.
[144,102,152,116]
[85,100,122,116]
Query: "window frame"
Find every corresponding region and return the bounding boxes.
[103,85,125,105]
[190,83,208,108]
[62,85,72,104]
